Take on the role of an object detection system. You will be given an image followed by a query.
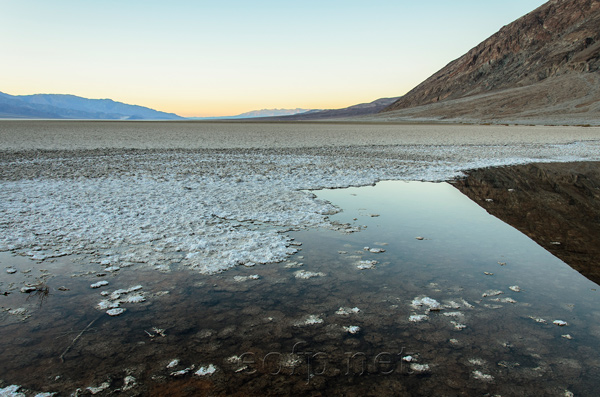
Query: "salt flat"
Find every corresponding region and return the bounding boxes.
[1,121,599,274]
[1,120,599,149]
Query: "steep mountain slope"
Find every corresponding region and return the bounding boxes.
[0,92,184,120]
[381,0,600,123]
[264,97,400,120]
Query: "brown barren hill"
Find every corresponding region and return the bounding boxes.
[381,0,600,124]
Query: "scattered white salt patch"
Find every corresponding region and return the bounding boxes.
[154,291,170,297]
[153,264,170,272]
[551,241,562,245]
[336,307,360,315]
[553,320,568,326]
[468,358,486,366]
[443,300,461,309]
[127,285,143,293]
[166,359,180,369]
[368,248,385,253]
[234,275,261,282]
[343,325,360,334]
[295,314,323,326]
[484,272,493,276]
[402,356,413,362]
[20,286,37,293]
[562,334,573,340]
[100,291,109,296]
[90,281,109,289]
[107,308,125,316]
[87,382,111,395]
[564,390,574,397]
[170,369,190,377]
[451,321,467,330]
[409,314,428,323]
[498,261,507,266]
[9,308,27,315]
[243,262,256,267]
[104,266,120,272]
[500,297,517,304]
[195,364,217,376]
[443,312,464,318]
[97,300,120,310]
[0,385,24,397]
[449,338,459,345]
[415,237,424,240]
[482,290,503,297]
[460,299,475,309]
[337,251,348,254]
[284,261,303,268]
[485,198,494,202]
[124,294,146,303]
[529,316,547,324]
[410,363,430,373]
[6,267,17,274]
[412,297,441,311]
[226,355,241,364]
[472,370,494,382]
[356,260,377,270]
[34,392,56,397]
[294,270,325,279]
[122,376,137,392]
[509,285,521,292]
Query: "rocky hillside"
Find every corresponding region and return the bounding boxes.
[381,0,600,123]
[265,97,400,120]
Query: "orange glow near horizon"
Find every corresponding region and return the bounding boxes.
[1,1,547,119]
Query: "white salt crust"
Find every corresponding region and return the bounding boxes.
[1,139,599,275]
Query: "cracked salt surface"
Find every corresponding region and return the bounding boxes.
[2,138,599,276]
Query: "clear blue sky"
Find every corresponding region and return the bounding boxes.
[1,0,547,116]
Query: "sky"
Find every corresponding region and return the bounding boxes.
[1,0,548,117]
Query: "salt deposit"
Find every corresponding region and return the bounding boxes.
[195,364,217,376]
[1,126,598,277]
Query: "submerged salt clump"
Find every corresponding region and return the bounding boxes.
[195,364,217,376]
[90,281,109,289]
[107,308,125,316]
[356,260,377,270]
[294,270,325,279]
[87,382,111,394]
[410,363,430,373]
[409,314,428,323]
[336,307,360,315]
[295,314,324,326]
[482,290,503,297]
[472,370,494,382]
[166,359,180,369]
[412,297,442,311]
[343,325,361,334]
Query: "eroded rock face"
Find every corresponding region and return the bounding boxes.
[383,0,600,112]
[453,161,600,285]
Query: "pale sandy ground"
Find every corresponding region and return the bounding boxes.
[1,120,599,150]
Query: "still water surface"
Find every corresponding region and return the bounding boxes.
[0,181,598,395]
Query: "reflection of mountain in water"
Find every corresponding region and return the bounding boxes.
[453,161,600,285]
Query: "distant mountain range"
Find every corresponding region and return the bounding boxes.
[0,92,184,120]
[261,97,401,120]
[190,108,311,120]
[377,0,600,124]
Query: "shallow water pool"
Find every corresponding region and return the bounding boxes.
[0,180,599,395]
